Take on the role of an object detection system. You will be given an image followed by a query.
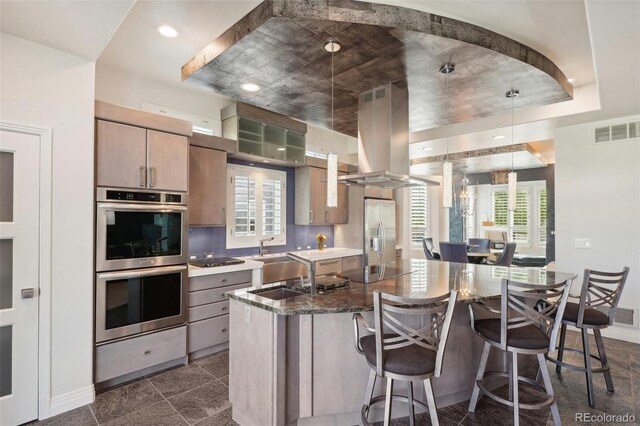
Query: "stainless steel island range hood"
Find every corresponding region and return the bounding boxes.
[338,83,438,188]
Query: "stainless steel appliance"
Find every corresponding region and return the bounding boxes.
[96,188,188,272]
[364,198,396,265]
[95,265,188,343]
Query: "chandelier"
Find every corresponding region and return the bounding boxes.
[455,167,476,217]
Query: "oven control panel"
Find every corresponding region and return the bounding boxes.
[103,190,183,204]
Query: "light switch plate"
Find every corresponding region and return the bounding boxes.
[574,238,592,249]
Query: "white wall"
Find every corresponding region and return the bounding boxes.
[556,114,640,342]
[1,33,96,412]
[305,123,358,164]
[95,62,231,126]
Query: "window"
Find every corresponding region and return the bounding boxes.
[491,182,546,249]
[227,164,286,248]
[465,186,476,240]
[410,185,429,246]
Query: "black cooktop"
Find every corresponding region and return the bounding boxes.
[189,257,245,268]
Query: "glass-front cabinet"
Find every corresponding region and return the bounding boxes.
[224,104,307,164]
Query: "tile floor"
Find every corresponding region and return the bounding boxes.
[33,331,639,425]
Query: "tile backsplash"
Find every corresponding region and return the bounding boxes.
[188,225,335,258]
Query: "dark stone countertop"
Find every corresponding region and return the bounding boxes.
[226,259,576,316]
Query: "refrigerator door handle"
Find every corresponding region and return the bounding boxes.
[379,221,385,258]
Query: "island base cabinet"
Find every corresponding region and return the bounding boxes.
[228,301,539,426]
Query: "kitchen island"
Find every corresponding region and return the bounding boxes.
[226,259,575,426]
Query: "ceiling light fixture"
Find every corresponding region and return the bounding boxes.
[492,135,505,140]
[277,147,286,151]
[441,64,454,208]
[567,78,574,83]
[262,160,271,163]
[422,147,433,151]
[325,40,341,208]
[240,83,261,92]
[506,89,520,212]
[157,25,178,38]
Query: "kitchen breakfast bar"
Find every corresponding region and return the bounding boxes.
[226,260,575,426]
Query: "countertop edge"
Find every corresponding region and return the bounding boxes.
[188,260,263,277]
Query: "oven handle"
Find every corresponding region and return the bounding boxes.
[97,264,187,280]
[97,202,187,212]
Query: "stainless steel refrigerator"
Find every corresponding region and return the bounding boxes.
[364,198,396,265]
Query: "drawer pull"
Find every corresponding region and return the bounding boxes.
[221,307,228,311]
[221,279,227,283]
[319,260,338,266]
[144,350,151,355]
[221,328,228,333]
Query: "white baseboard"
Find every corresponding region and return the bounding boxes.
[599,325,640,344]
[47,384,95,418]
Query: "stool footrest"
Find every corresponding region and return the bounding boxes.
[361,394,430,426]
[546,348,610,374]
[477,371,555,410]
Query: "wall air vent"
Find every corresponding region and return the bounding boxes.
[594,121,640,144]
[594,305,637,327]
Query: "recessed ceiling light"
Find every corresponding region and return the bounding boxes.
[277,148,286,151]
[422,147,433,151]
[157,25,178,38]
[493,135,506,140]
[567,78,574,83]
[241,83,261,92]
[324,41,341,53]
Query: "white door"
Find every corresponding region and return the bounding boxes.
[0,130,40,425]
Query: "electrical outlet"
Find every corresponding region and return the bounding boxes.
[574,238,592,249]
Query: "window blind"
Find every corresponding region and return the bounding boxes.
[410,185,428,246]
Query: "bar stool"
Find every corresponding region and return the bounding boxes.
[468,277,574,426]
[546,267,629,407]
[353,290,458,426]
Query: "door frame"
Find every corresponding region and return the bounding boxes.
[1,122,53,420]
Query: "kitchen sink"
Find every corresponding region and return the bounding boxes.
[247,255,307,283]
[249,287,306,301]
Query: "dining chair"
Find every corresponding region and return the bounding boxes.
[546,267,630,407]
[439,242,469,263]
[422,238,440,261]
[354,290,458,426]
[487,243,516,266]
[468,238,491,253]
[468,276,574,425]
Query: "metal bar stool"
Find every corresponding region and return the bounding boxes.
[468,277,574,426]
[546,267,629,407]
[353,290,458,426]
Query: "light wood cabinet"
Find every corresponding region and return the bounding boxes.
[96,119,188,192]
[96,120,147,188]
[295,167,349,225]
[189,146,227,226]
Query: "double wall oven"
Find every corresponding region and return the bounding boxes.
[95,188,188,344]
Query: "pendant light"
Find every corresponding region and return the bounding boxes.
[440,64,455,209]
[325,41,340,208]
[506,89,519,212]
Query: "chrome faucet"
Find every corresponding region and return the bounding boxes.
[286,252,316,295]
[259,237,274,256]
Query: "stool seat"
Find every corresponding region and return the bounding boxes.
[560,302,609,326]
[474,319,550,350]
[361,334,436,376]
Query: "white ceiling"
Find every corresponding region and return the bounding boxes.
[98,0,261,94]
[0,0,135,60]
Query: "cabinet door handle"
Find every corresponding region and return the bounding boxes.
[222,207,226,225]
[221,278,227,283]
[309,210,313,223]
[325,210,328,223]
[139,166,146,187]
[144,350,151,355]
[221,328,228,333]
[221,306,228,311]
[319,260,339,266]
[148,167,156,187]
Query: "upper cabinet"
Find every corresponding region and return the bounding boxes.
[96,120,188,192]
[189,145,227,226]
[295,164,349,225]
[222,103,307,165]
[94,102,192,193]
